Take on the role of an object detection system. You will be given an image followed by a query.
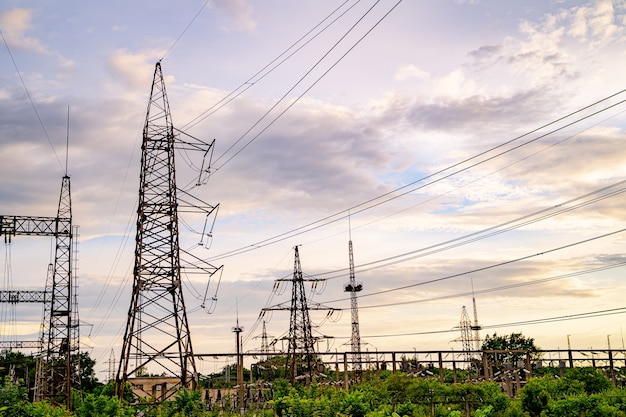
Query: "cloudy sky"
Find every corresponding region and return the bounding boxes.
[2,0,626,379]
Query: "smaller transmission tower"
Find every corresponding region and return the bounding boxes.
[457,306,474,365]
[260,321,270,361]
[263,246,337,383]
[286,246,315,382]
[344,239,362,376]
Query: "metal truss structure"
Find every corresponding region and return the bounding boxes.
[116,62,221,404]
[0,175,80,408]
[264,246,337,383]
[344,239,363,376]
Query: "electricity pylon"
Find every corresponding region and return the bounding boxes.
[116,62,221,403]
[263,246,337,383]
[286,246,316,382]
[458,306,474,364]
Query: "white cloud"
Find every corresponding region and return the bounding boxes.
[212,0,257,32]
[107,49,171,91]
[394,64,429,82]
[0,8,47,53]
[0,8,75,74]
[566,0,624,44]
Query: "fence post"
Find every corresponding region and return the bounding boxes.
[343,352,349,390]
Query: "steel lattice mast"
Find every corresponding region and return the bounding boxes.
[345,239,362,376]
[286,246,316,382]
[116,62,198,402]
[35,175,80,408]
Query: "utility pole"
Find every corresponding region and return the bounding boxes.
[470,277,482,351]
[232,317,244,414]
[116,62,222,404]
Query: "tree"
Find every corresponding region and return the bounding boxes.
[482,332,540,367]
[75,351,101,393]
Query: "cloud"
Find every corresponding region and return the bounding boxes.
[0,8,47,53]
[0,8,75,73]
[567,0,624,44]
[107,49,170,91]
[395,64,429,82]
[212,0,257,32]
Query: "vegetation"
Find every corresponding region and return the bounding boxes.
[481,332,541,367]
[1,339,625,416]
[0,364,623,416]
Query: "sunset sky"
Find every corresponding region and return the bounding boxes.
[2,0,626,379]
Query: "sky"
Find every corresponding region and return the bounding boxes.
[2,0,626,380]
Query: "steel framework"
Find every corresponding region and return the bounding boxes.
[264,247,337,383]
[286,246,316,382]
[0,175,79,408]
[344,239,362,376]
[116,62,221,403]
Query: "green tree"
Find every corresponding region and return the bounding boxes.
[482,332,539,367]
[75,351,101,393]
[75,392,134,417]
[564,367,611,394]
[0,376,30,417]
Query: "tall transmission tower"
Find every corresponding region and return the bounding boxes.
[263,246,337,383]
[344,239,362,376]
[116,62,222,403]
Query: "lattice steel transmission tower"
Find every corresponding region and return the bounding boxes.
[263,246,337,383]
[0,175,80,408]
[116,62,222,403]
[286,246,315,382]
[457,306,474,364]
[344,239,362,376]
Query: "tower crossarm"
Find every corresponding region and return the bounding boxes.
[0,340,42,349]
[0,290,46,303]
[0,215,71,237]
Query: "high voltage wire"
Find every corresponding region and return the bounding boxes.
[207,0,404,173]
[242,230,626,342]
[160,0,212,62]
[335,261,626,310]
[180,0,359,131]
[323,227,626,303]
[0,29,64,174]
[205,90,626,262]
[309,180,626,281]
[337,307,626,339]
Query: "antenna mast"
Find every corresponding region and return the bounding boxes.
[344,231,362,378]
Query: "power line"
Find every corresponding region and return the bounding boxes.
[160,0,212,62]
[208,0,403,172]
[322,227,626,303]
[353,261,626,310]
[338,307,626,339]
[181,0,359,131]
[0,29,64,173]
[204,89,626,262]
[310,179,626,281]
